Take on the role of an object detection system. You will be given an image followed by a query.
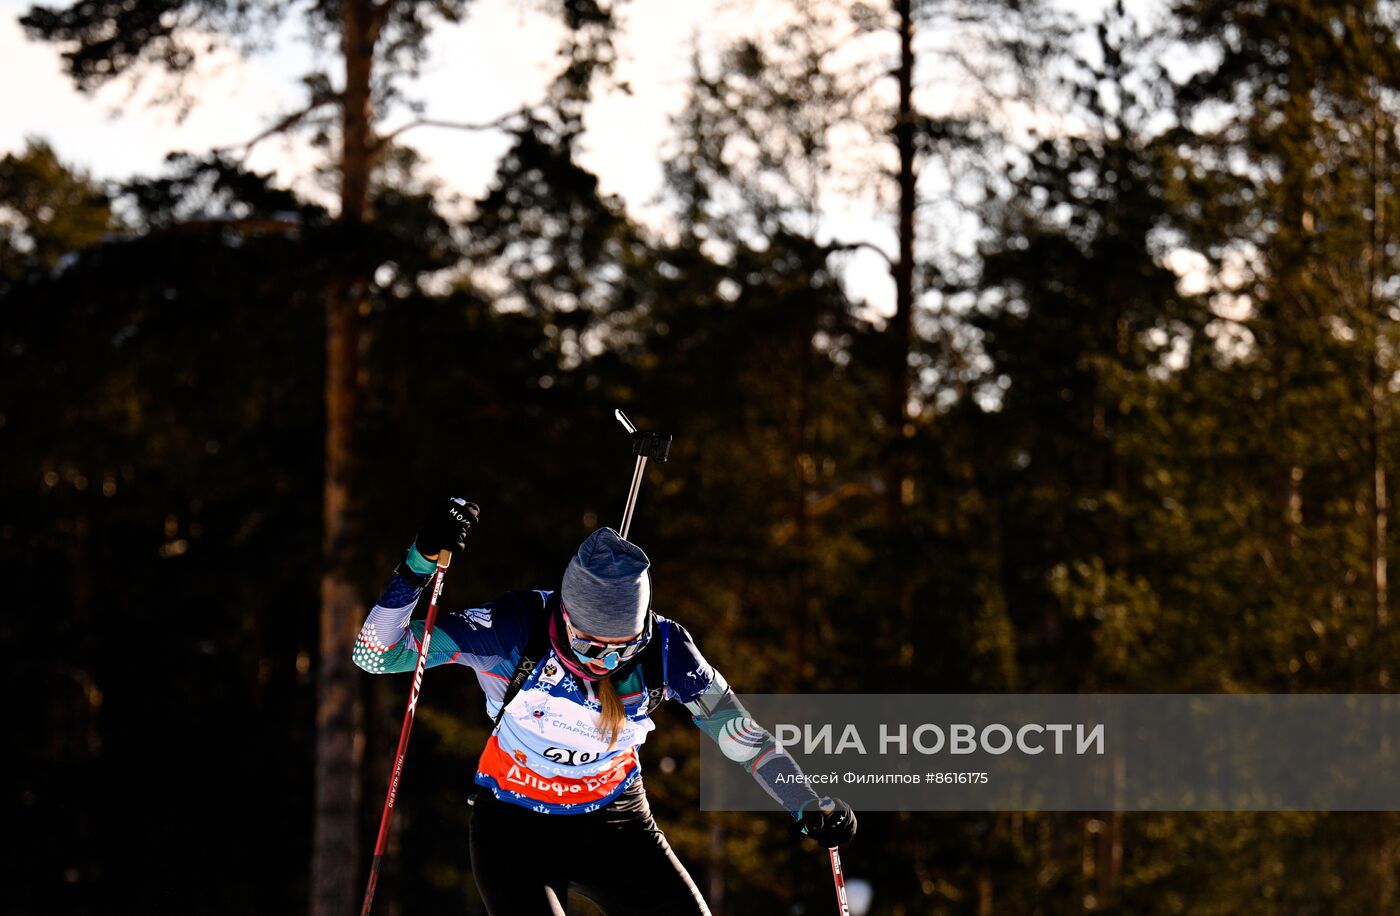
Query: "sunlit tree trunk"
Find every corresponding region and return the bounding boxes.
[1365,77,1389,641]
[311,2,381,913]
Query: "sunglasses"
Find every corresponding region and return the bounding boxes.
[560,601,653,671]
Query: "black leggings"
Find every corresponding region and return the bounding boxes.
[469,777,711,916]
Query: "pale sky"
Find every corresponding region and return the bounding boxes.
[0,0,1147,317]
[0,0,748,203]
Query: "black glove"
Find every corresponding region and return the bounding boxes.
[789,796,857,848]
[415,497,480,558]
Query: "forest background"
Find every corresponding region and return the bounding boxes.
[6,0,1400,913]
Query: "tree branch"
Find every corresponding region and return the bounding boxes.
[367,0,398,45]
[226,92,342,160]
[150,215,303,239]
[827,238,896,269]
[373,109,525,152]
[1204,305,1252,329]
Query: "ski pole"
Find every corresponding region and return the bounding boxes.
[360,551,453,916]
[614,408,671,540]
[828,847,851,916]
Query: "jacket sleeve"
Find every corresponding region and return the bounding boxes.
[665,620,820,817]
[352,568,532,675]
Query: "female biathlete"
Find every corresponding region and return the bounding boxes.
[353,498,857,915]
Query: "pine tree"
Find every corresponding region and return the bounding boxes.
[19,1,624,910]
[0,139,113,283]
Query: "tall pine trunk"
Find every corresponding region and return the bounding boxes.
[886,0,917,676]
[891,0,915,454]
[1365,76,1389,641]
[1364,57,1395,916]
[311,2,379,914]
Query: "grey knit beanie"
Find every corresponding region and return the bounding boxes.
[560,527,652,639]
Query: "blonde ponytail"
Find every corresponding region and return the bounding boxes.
[598,677,626,750]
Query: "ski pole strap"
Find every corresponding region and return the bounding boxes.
[404,542,438,576]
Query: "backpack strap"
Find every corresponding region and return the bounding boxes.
[638,618,668,714]
[490,592,554,734]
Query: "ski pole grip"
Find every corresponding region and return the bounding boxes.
[437,552,452,569]
[617,408,672,462]
[631,430,673,463]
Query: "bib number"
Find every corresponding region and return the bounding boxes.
[543,747,601,766]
